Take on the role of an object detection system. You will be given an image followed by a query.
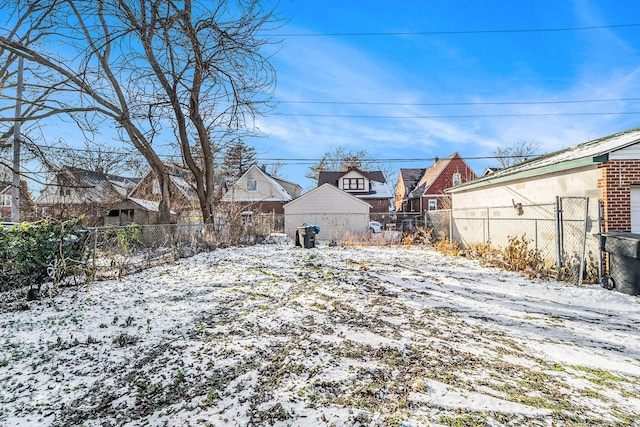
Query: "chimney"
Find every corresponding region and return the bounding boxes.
[261,164,266,171]
[433,156,439,165]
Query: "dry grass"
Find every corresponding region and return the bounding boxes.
[401,227,433,246]
[452,234,549,279]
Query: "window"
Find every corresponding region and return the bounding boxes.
[247,179,257,191]
[343,178,365,190]
[241,211,253,226]
[428,199,437,211]
[452,172,462,186]
[1,194,10,207]
[152,179,160,195]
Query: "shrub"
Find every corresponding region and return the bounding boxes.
[434,238,461,256]
[401,227,433,246]
[0,217,91,292]
[503,234,545,277]
[104,223,142,253]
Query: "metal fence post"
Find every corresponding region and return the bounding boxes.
[486,207,490,245]
[555,196,564,268]
[92,227,98,273]
[578,197,589,286]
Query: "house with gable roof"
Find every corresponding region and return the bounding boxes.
[394,168,426,212]
[317,167,393,216]
[35,166,140,226]
[447,127,640,276]
[127,164,219,223]
[398,153,477,213]
[105,197,178,226]
[220,164,302,216]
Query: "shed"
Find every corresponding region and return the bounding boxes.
[284,183,371,241]
[105,197,177,226]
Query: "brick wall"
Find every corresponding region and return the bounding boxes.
[232,201,286,214]
[598,160,640,232]
[367,198,391,214]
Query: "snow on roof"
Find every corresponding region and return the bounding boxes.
[357,180,393,199]
[169,174,198,200]
[452,127,640,191]
[128,197,161,212]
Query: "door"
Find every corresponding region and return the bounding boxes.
[631,186,640,233]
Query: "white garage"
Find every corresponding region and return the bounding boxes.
[284,183,371,241]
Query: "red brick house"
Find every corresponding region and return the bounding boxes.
[399,153,477,213]
[0,180,34,221]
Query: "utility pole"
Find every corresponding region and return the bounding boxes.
[11,56,23,223]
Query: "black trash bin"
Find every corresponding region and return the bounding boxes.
[295,224,319,248]
[601,232,640,295]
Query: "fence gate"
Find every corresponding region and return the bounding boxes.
[555,196,590,284]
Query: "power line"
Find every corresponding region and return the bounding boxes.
[8,144,539,165]
[275,97,640,107]
[274,111,640,119]
[270,23,640,37]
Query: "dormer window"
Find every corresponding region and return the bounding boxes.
[343,178,364,191]
[452,172,461,186]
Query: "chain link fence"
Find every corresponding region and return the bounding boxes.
[89,214,285,280]
[427,197,593,284]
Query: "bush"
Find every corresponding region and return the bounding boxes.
[457,235,548,279]
[0,217,91,292]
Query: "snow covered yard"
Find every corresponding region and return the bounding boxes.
[1,241,639,427]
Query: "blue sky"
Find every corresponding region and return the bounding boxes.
[246,0,640,190]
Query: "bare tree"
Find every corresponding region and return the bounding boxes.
[306,147,394,184]
[1,0,279,223]
[36,140,147,177]
[266,160,284,177]
[0,1,64,188]
[493,140,541,168]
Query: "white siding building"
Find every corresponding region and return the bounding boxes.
[284,183,371,241]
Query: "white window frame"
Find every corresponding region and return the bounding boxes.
[1,194,10,207]
[152,179,160,195]
[247,179,258,191]
[452,172,462,186]
[428,199,437,211]
[342,178,365,191]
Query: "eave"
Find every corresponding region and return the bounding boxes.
[447,155,607,193]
